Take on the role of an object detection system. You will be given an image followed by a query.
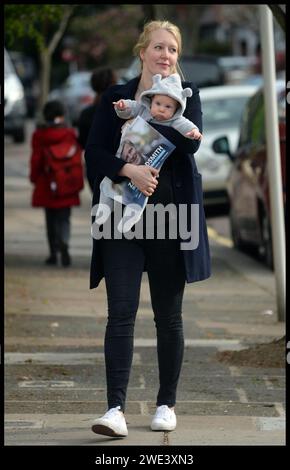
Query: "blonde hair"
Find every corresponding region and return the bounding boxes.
[133,20,184,78]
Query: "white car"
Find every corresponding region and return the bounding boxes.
[197,85,258,208]
[4,48,27,143]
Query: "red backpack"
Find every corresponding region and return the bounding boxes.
[44,134,84,198]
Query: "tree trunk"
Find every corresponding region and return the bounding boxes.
[39,48,51,111]
[36,5,75,117]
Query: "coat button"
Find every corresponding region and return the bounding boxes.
[175,181,182,188]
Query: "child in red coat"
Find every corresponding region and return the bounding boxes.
[29,100,84,266]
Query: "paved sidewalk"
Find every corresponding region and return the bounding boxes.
[4,134,285,446]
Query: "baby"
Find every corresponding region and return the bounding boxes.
[113,73,202,141]
[96,73,203,234]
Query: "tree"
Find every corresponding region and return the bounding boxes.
[67,5,143,69]
[145,4,208,54]
[5,4,76,112]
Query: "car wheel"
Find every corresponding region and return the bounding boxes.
[13,127,25,143]
[259,212,273,270]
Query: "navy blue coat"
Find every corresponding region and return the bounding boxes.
[85,76,211,289]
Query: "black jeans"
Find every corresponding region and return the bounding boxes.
[45,207,71,255]
[101,237,186,412]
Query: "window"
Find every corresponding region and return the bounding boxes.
[202,96,250,130]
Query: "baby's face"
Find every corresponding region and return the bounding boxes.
[150,94,178,121]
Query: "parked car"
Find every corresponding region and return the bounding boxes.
[218,55,256,84]
[48,71,95,125]
[240,70,285,88]
[212,80,286,268]
[9,51,39,118]
[240,74,264,87]
[4,48,27,143]
[196,84,258,208]
[118,55,226,88]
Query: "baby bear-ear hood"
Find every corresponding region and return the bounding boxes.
[140,73,192,118]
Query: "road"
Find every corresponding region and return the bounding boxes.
[4,121,285,449]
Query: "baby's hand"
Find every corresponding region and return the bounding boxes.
[113,99,127,111]
[185,128,203,141]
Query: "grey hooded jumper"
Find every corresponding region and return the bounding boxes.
[115,73,199,136]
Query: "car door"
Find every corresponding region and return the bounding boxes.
[229,91,265,242]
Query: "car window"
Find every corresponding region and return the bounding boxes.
[251,87,286,141]
[238,92,262,146]
[202,96,250,130]
[250,94,265,144]
[238,84,285,148]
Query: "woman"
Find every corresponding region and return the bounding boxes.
[85,20,211,438]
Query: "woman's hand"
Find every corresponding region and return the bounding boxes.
[119,164,159,197]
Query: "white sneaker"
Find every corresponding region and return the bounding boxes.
[91,406,128,437]
[151,405,177,431]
